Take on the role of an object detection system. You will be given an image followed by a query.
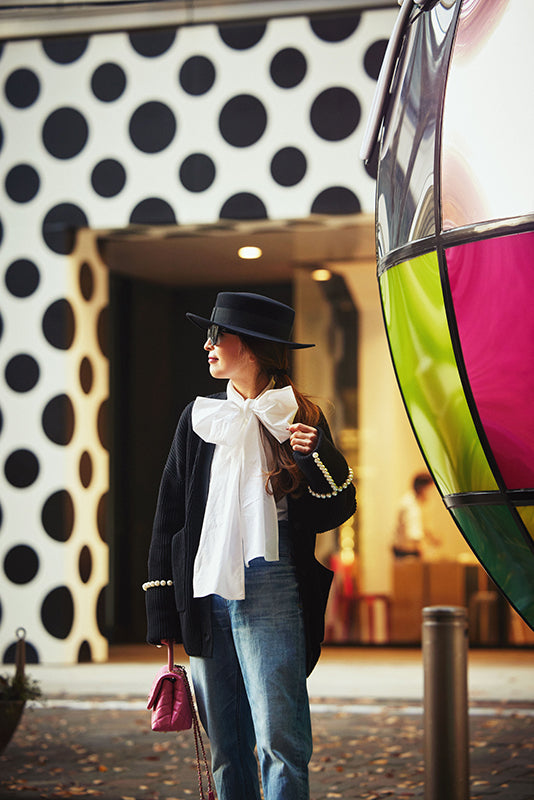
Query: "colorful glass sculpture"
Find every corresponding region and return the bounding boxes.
[363,0,534,629]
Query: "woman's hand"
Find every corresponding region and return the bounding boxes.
[288,423,318,455]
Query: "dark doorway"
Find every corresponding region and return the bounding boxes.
[107,273,293,643]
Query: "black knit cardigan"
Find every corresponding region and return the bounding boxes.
[145,392,356,676]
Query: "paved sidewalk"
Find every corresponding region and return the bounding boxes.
[14,645,534,703]
[1,647,533,799]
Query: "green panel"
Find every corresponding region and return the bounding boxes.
[517,507,534,544]
[380,251,497,495]
[451,505,534,627]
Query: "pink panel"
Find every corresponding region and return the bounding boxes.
[447,232,534,489]
[441,0,534,229]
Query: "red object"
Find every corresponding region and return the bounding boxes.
[147,643,214,800]
[147,658,192,732]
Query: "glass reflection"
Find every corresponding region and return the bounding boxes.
[447,232,534,489]
[441,0,534,229]
[377,1,457,260]
[451,504,534,625]
[380,250,497,495]
[517,506,534,544]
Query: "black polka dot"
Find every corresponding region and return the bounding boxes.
[271,147,307,186]
[42,107,89,159]
[97,307,109,358]
[270,48,307,89]
[311,186,361,215]
[42,298,75,350]
[78,641,92,662]
[5,163,40,203]
[42,203,88,254]
[5,259,40,298]
[4,545,39,584]
[5,354,39,393]
[79,262,94,301]
[219,94,267,148]
[129,28,176,57]
[364,145,379,181]
[129,197,177,225]
[310,87,361,141]
[42,394,75,445]
[42,490,75,542]
[79,545,92,584]
[97,587,106,634]
[220,193,267,220]
[218,22,266,50]
[80,356,93,394]
[91,158,126,197]
[80,451,93,488]
[91,62,126,102]
[0,309,3,339]
[4,449,39,488]
[364,39,388,81]
[310,14,361,42]
[42,36,88,64]
[4,68,40,109]
[129,101,176,153]
[179,153,215,192]
[3,639,39,665]
[0,121,3,152]
[179,55,216,96]
[98,399,109,450]
[41,586,74,639]
[97,493,107,542]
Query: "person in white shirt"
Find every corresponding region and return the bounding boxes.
[392,472,440,558]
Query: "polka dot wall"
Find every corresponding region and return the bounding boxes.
[0,8,395,663]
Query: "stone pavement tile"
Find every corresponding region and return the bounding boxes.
[0,702,532,800]
[469,711,534,800]
[0,708,204,800]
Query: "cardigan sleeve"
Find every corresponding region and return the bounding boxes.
[145,404,191,645]
[292,415,356,533]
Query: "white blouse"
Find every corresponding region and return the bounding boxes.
[191,380,297,600]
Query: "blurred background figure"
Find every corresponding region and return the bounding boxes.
[392,473,442,560]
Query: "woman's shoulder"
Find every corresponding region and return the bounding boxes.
[183,390,227,410]
[176,391,227,427]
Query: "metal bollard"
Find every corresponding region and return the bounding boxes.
[423,606,469,800]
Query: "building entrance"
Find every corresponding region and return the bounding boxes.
[107,273,293,642]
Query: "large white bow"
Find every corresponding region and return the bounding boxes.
[191,381,298,600]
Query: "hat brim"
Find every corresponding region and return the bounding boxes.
[186,312,315,349]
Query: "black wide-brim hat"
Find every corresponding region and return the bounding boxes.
[186,292,314,349]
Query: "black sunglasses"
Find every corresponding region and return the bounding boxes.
[207,324,227,346]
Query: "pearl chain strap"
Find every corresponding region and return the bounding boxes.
[308,451,354,499]
[142,579,174,591]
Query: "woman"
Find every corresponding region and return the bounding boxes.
[145,291,356,800]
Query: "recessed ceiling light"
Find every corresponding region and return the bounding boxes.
[311,268,332,282]
[238,246,262,260]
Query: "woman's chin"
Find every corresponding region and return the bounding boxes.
[209,365,225,380]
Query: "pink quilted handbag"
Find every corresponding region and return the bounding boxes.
[147,646,192,732]
[147,643,214,800]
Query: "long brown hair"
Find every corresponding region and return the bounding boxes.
[240,334,321,498]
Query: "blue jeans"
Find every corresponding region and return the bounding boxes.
[190,522,312,800]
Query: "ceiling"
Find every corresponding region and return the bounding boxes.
[96,212,376,287]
